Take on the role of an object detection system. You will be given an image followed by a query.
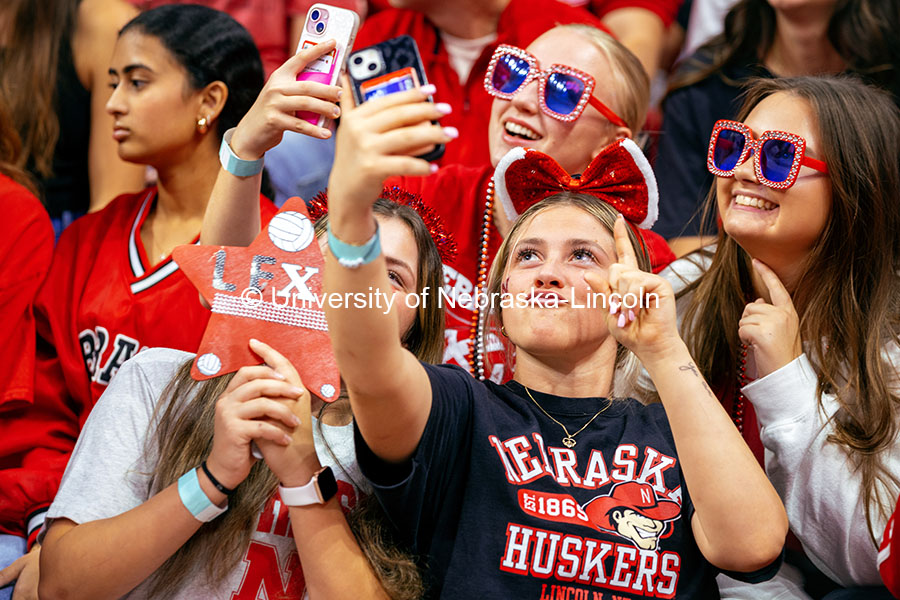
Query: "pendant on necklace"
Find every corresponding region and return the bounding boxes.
[562,437,576,448]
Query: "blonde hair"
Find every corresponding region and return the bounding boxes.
[483,192,651,395]
[553,24,650,134]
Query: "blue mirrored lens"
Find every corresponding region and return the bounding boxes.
[492,54,530,94]
[713,129,746,171]
[545,72,585,115]
[760,139,796,182]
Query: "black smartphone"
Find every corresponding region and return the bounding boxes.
[347,35,444,162]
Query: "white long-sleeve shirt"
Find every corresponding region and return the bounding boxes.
[658,254,900,587]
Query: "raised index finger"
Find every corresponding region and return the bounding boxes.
[613,214,639,269]
[751,258,793,307]
[249,338,302,384]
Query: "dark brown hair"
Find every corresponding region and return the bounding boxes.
[681,75,900,539]
[0,0,79,178]
[0,95,37,194]
[670,0,900,99]
[119,5,264,141]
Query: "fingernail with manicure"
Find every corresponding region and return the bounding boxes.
[333,106,341,117]
[336,89,342,99]
[282,434,292,444]
[628,309,636,322]
[290,386,305,396]
[291,415,301,426]
[435,102,452,114]
[443,126,459,139]
[617,313,627,328]
[430,163,439,174]
[420,84,437,95]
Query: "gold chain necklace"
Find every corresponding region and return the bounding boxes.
[521,385,611,448]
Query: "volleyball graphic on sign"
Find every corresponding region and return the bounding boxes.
[196,353,222,376]
[268,211,314,252]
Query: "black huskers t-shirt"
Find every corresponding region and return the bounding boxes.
[356,363,760,599]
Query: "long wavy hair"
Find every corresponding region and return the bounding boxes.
[484,192,652,395]
[680,75,900,540]
[0,95,37,194]
[144,198,445,598]
[0,0,79,179]
[670,0,900,99]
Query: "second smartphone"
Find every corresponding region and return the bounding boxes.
[347,35,444,162]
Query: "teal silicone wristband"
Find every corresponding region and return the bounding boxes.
[177,468,227,522]
[327,221,381,268]
[219,127,265,177]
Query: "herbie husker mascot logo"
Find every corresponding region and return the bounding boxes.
[583,481,681,551]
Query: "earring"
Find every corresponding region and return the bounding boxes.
[500,324,508,337]
[197,116,208,133]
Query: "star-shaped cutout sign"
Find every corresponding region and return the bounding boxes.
[173,198,340,402]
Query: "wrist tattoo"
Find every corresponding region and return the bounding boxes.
[679,363,700,377]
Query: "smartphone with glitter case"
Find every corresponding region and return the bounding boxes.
[295,3,360,128]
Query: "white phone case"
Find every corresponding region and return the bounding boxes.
[295,3,360,128]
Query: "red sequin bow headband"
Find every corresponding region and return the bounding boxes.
[493,138,659,229]
[309,186,458,263]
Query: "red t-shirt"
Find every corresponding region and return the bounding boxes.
[355,0,605,169]
[0,188,277,543]
[389,165,675,382]
[590,0,682,27]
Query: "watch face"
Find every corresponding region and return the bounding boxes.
[317,467,338,502]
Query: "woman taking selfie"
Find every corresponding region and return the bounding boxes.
[318,83,788,597]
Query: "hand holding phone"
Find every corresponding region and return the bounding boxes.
[347,35,444,162]
[327,81,455,213]
[228,41,344,161]
[295,4,360,128]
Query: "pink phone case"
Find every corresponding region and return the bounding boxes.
[296,4,360,127]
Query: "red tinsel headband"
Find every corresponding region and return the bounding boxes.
[309,186,458,263]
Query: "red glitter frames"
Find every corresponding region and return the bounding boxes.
[484,44,627,127]
[707,119,829,190]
